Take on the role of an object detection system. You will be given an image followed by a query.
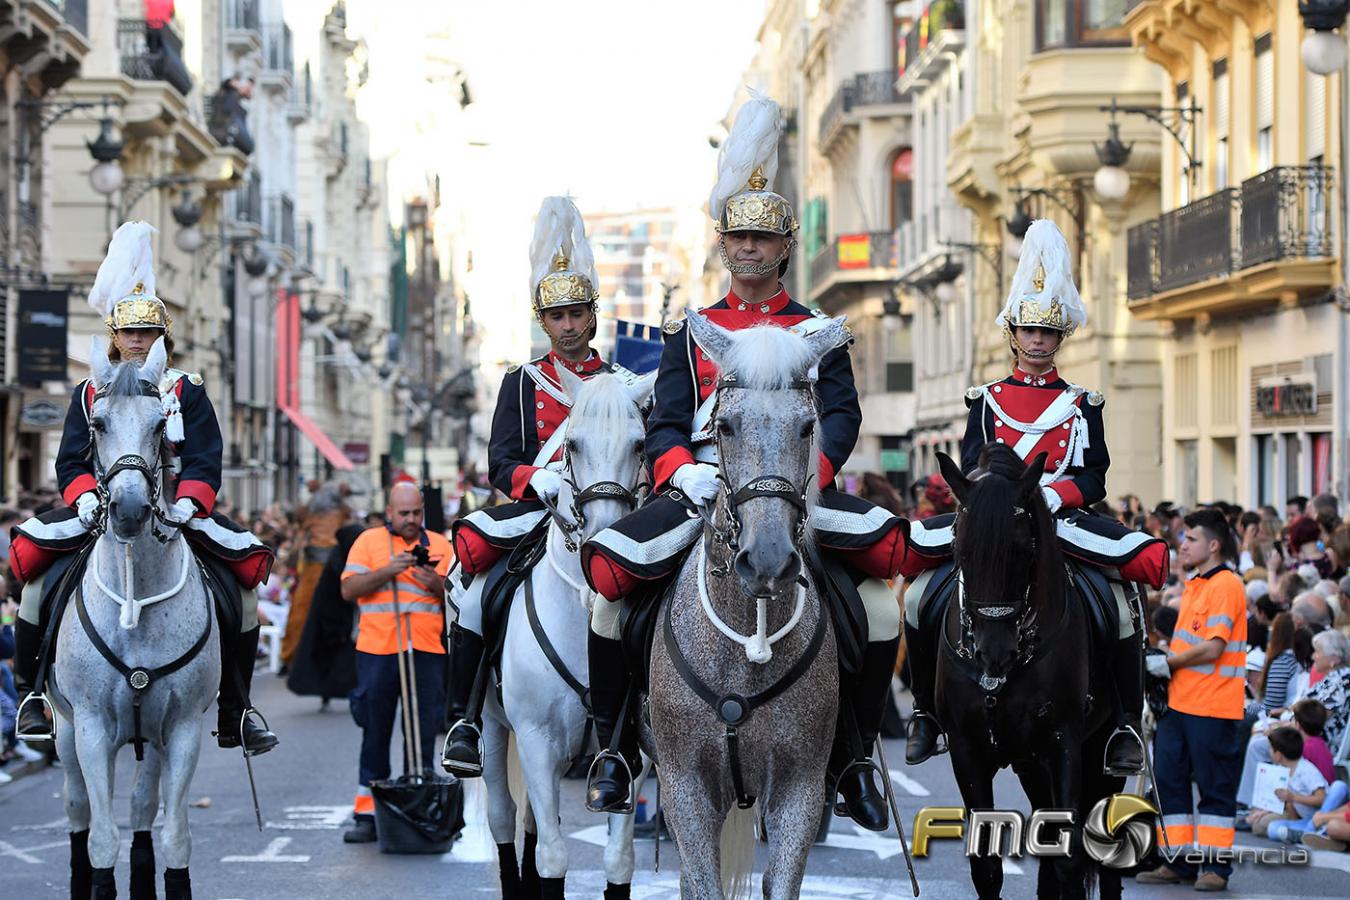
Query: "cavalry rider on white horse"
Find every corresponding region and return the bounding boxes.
[10,221,278,756]
[580,92,909,831]
[441,197,642,777]
[901,219,1167,776]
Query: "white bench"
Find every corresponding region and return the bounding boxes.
[257,624,283,674]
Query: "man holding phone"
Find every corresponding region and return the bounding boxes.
[339,482,453,843]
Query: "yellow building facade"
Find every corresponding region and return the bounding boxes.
[1126,0,1345,508]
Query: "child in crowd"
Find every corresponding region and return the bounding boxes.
[1246,727,1328,841]
[1292,699,1337,784]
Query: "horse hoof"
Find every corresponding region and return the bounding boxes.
[129,831,156,900]
[163,867,191,900]
[91,866,117,900]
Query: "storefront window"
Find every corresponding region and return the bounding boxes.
[1312,433,1332,495]
[1255,434,1275,507]
[1036,0,1128,51]
[1284,433,1303,501]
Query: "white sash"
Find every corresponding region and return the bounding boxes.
[532,421,569,468]
[980,384,1089,484]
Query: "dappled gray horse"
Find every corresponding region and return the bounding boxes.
[647,315,845,900]
[50,337,219,900]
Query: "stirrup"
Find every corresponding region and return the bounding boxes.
[440,719,484,777]
[585,749,636,814]
[239,707,276,758]
[1102,724,1146,777]
[905,711,948,759]
[16,693,56,742]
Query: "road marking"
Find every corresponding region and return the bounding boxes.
[265,805,351,830]
[7,817,67,833]
[220,837,310,863]
[887,769,931,797]
[0,839,67,864]
[1002,858,1024,875]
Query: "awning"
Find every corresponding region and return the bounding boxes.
[279,404,356,471]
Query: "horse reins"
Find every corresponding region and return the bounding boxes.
[537,429,644,553]
[88,378,184,543]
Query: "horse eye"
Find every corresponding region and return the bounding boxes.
[154,420,166,434]
[91,418,107,434]
[634,439,644,455]
[716,418,733,436]
[798,419,814,439]
[566,438,579,453]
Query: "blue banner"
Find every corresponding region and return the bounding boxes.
[613,319,664,373]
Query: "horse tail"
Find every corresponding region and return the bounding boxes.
[507,731,528,829]
[718,801,757,899]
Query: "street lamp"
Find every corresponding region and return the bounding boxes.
[87,117,125,196]
[881,289,903,332]
[1093,120,1133,202]
[171,191,204,253]
[1300,1,1350,74]
[1094,98,1202,195]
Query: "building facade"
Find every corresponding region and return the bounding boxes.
[1126,0,1344,509]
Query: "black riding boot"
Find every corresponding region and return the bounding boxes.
[1103,632,1146,776]
[14,617,54,742]
[903,623,945,764]
[832,636,900,832]
[215,626,278,755]
[586,631,639,814]
[441,623,486,777]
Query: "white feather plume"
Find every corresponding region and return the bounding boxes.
[709,89,782,222]
[528,196,597,297]
[998,219,1088,332]
[88,221,159,318]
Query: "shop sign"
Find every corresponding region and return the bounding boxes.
[19,398,65,429]
[1255,375,1318,417]
[343,442,372,465]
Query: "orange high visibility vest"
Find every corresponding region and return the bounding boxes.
[341,526,453,655]
[1168,565,1247,720]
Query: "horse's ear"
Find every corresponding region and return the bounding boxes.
[936,451,972,507]
[682,308,735,371]
[138,336,168,385]
[626,370,657,408]
[1021,452,1049,494]
[89,336,113,389]
[555,364,585,403]
[802,316,849,374]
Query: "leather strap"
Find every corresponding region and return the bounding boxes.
[524,574,590,711]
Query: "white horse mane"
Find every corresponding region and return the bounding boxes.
[570,372,643,423]
[720,324,824,389]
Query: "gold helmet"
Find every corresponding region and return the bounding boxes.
[89,221,173,340]
[529,197,598,323]
[997,219,1087,345]
[710,91,798,275]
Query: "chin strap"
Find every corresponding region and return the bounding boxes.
[719,236,795,276]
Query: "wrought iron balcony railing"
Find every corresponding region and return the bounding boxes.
[226,0,260,32]
[263,23,293,74]
[230,173,263,226]
[118,19,193,97]
[818,70,905,147]
[1127,165,1335,300]
[44,0,89,36]
[266,193,296,250]
[810,231,898,291]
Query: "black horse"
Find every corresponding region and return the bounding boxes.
[933,445,1124,900]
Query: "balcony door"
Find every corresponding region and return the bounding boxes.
[890,148,913,231]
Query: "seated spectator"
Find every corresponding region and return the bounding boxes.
[1255,595,1281,626]
[1257,613,1300,714]
[1289,516,1335,581]
[1278,572,1306,607]
[1247,727,1327,840]
[1151,604,1178,651]
[1292,591,1332,632]
[1305,800,1350,852]
[1291,699,1336,784]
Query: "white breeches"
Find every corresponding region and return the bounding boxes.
[447,572,486,636]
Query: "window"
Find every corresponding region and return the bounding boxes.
[1284,432,1302,499]
[1256,33,1274,172]
[1035,0,1128,50]
[891,148,914,229]
[1306,68,1327,161]
[1256,434,1275,505]
[886,362,914,392]
[1213,59,1229,189]
[1178,440,1198,508]
[1313,432,1332,494]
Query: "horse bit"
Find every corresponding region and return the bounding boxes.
[537,434,644,554]
[87,379,184,543]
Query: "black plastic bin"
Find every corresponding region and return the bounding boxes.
[371,774,465,854]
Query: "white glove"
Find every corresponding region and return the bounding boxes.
[1040,485,1063,514]
[75,492,101,527]
[164,497,198,525]
[529,469,563,500]
[671,463,719,505]
[1146,654,1172,680]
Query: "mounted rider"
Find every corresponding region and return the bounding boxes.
[900,218,1167,776]
[579,92,909,831]
[441,196,641,777]
[9,221,278,755]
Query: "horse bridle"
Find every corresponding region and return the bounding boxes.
[88,379,181,542]
[952,504,1041,672]
[538,425,645,553]
[702,375,815,577]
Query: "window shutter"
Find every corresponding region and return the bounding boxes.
[1307,69,1327,161]
[1213,60,1229,138]
[1255,35,1274,130]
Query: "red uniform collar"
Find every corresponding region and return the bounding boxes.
[1011,366,1059,386]
[544,351,604,376]
[724,287,790,315]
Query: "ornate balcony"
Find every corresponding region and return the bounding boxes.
[224,0,262,57]
[118,19,192,97]
[1127,166,1337,320]
[818,70,907,158]
[808,231,898,310]
[896,0,966,95]
[259,22,293,94]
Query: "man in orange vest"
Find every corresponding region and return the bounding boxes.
[338,482,453,843]
[1137,507,1247,892]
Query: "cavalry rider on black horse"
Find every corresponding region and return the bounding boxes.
[441,196,642,777]
[9,221,278,756]
[900,219,1167,776]
[579,92,909,832]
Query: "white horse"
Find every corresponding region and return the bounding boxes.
[50,337,220,900]
[482,368,655,900]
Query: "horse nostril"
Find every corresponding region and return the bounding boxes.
[733,549,755,582]
[776,550,800,582]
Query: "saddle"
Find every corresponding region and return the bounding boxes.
[474,516,549,705]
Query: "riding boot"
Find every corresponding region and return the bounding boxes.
[214,626,279,755]
[163,867,191,900]
[14,617,54,742]
[91,866,117,900]
[441,623,486,777]
[129,830,155,900]
[586,631,639,814]
[903,622,945,765]
[71,829,93,900]
[832,636,900,832]
[1103,633,1146,776]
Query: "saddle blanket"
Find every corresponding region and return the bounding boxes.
[581,489,908,603]
[901,509,1168,589]
[451,498,548,575]
[10,506,273,590]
